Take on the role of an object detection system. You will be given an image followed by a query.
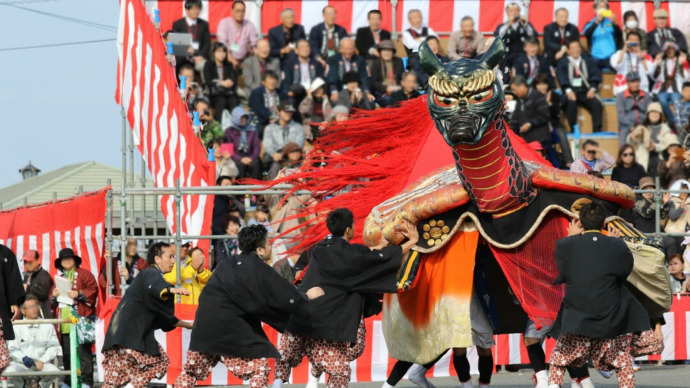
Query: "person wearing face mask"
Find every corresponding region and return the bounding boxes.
[622,11,648,53]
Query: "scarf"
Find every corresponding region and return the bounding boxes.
[60,268,76,333]
[581,155,596,171]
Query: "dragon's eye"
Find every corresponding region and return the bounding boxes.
[468,88,493,104]
[434,94,459,108]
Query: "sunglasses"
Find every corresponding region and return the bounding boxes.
[622,153,634,157]
[586,150,597,155]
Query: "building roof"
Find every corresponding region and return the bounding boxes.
[0,161,155,213]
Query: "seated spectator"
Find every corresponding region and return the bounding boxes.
[610,31,654,95]
[6,295,62,388]
[570,139,614,174]
[268,141,303,180]
[402,9,438,59]
[370,40,404,108]
[627,102,680,174]
[658,143,688,189]
[543,7,580,66]
[326,38,370,103]
[611,144,647,189]
[282,39,324,94]
[309,5,348,67]
[163,247,211,304]
[203,42,238,122]
[248,203,274,234]
[248,70,283,132]
[447,16,485,61]
[22,250,53,318]
[631,176,677,257]
[622,10,648,53]
[390,71,421,106]
[225,106,261,180]
[648,7,688,58]
[494,2,536,69]
[216,0,257,67]
[214,215,241,270]
[511,37,554,88]
[328,105,350,122]
[664,180,690,253]
[583,0,622,71]
[337,71,375,111]
[557,39,603,133]
[263,101,305,174]
[616,71,651,145]
[171,0,210,72]
[273,252,301,283]
[179,63,206,112]
[51,249,97,388]
[299,77,331,141]
[673,82,690,133]
[242,39,281,99]
[668,254,689,293]
[195,99,224,147]
[213,141,239,178]
[509,75,551,150]
[533,73,573,168]
[415,36,449,88]
[651,42,689,123]
[98,238,148,298]
[212,175,236,235]
[355,9,391,64]
[268,8,306,62]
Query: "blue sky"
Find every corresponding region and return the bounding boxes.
[0,0,127,186]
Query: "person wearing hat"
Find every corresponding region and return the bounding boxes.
[325,38,371,103]
[336,70,375,111]
[0,245,26,375]
[23,250,54,318]
[370,40,404,108]
[281,39,325,95]
[648,7,688,58]
[51,248,97,387]
[627,101,680,173]
[610,31,654,96]
[102,242,193,388]
[583,0,623,71]
[448,16,486,61]
[616,71,652,145]
[268,141,303,180]
[327,105,350,122]
[263,100,305,173]
[651,40,689,123]
[299,77,332,142]
[631,176,678,260]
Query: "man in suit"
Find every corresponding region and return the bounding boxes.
[171,0,211,72]
[326,38,371,103]
[494,2,536,70]
[242,39,281,99]
[547,201,652,388]
[309,5,348,67]
[511,38,555,89]
[543,7,581,66]
[248,71,284,132]
[557,39,603,133]
[647,7,688,58]
[355,10,392,64]
[370,40,404,108]
[509,75,552,151]
[268,8,306,63]
[282,39,324,94]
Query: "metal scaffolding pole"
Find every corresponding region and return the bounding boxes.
[129,129,135,236]
[391,0,399,40]
[174,179,183,303]
[106,179,114,297]
[120,108,127,274]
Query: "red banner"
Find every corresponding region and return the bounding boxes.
[0,189,107,284]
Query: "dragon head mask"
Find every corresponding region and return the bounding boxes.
[420,38,505,146]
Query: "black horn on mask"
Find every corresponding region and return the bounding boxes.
[419,42,445,76]
[477,38,505,70]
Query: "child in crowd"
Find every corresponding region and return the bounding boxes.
[248,204,274,234]
[668,254,690,293]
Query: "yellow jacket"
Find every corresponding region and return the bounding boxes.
[163,257,212,304]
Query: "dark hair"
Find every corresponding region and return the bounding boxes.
[21,294,39,308]
[368,10,382,19]
[326,208,354,237]
[533,73,551,89]
[582,139,599,149]
[669,253,684,264]
[626,31,641,41]
[401,71,417,81]
[425,35,440,44]
[179,63,194,74]
[189,247,203,257]
[221,214,241,233]
[623,10,638,23]
[262,70,279,82]
[578,201,607,231]
[216,175,233,185]
[232,0,245,9]
[194,98,210,110]
[510,75,528,87]
[256,204,270,214]
[566,39,581,50]
[616,144,637,166]
[239,224,269,253]
[147,242,171,266]
[296,38,309,48]
[210,42,229,63]
[322,5,335,14]
[682,82,690,90]
[523,37,539,47]
[184,0,202,10]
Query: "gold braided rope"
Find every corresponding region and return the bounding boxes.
[428,69,495,97]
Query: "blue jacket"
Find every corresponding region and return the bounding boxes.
[268,24,307,61]
[248,86,285,128]
[282,56,325,93]
[583,17,622,60]
[511,53,556,89]
[326,54,370,93]
[309,22,348,60]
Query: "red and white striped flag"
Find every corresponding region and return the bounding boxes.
[116,0,215,250]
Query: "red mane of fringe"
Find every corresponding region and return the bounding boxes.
[246,97,437,254]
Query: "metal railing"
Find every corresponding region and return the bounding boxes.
[1,319,78,388]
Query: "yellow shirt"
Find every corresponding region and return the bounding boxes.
[163,257,212,304]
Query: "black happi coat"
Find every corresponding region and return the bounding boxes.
[286,236,403,343]
[189,252,309,358]
[549,232,650,340]
[102,267,179,356]
[0,245,26,340]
